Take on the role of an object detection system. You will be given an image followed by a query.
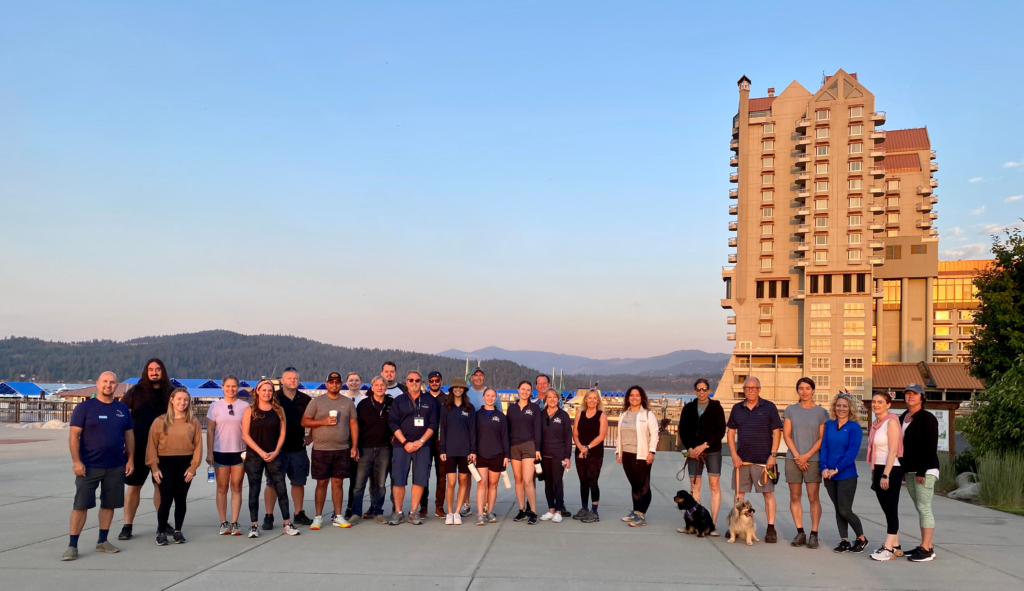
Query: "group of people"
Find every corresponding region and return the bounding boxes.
[62,358,940,565]
[683,375,940,562]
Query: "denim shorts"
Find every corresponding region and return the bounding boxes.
[391,445,432,487]
[687,451,723,477]
[276,449,310,486]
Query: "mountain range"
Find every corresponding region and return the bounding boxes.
[437,346,730,376]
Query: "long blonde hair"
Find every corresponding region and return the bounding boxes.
[161,387,196,435]
[250,379,285,424]
[582,388,605,413]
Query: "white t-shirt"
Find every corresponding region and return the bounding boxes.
[901,421,940,479]
[345,391,367,407]
[872,426,901,467]
[206,399,246,453]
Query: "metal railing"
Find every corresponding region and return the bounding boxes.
[0,399,77,423]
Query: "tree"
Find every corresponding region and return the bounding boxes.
[963,355,1024,455]
[969,222,1024,382]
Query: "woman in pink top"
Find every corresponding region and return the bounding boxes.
[867,391,904,561]
[206,376,247,536]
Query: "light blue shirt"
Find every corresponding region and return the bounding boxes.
[466,387,487,410]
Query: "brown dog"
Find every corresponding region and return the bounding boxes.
[726,500,758,545]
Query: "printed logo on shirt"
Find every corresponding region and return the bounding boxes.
[491,416,501,422]
[552,418,562,424]
[524,410,533,416]
[462,411,469,417]
[116,410,125,418]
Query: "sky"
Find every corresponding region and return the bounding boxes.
[1,0,1022,359]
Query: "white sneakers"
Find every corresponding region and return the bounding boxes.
[281,523,301,536]
[552,512,563,523]
[332,515,352,528]
[310,516,323,530]
[445,513,463,525]
[540,511,555,521]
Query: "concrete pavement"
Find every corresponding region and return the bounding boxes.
[1,429,1021,590]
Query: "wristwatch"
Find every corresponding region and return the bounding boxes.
[585,444,590,452]
[881,474,889,479]
[419,438,425,444]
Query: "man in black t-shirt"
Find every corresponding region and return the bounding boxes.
[263,367,314,529]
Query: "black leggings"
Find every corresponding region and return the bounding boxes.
[542,456,566,511]
[823,477,864,539]
[156,455,193,534]
[872,464,903,535]
[621,452,652,514]
[245,455,290,523]
[575,450,603,507]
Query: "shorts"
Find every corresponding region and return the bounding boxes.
[392,445,432,487]
[276,449,310,486]
[785,459,822,483]
[213,452,243,468]
[311,449,351,480]
[510,441,537,460]
[732,463,776,493]
[445,456,470,475]
[124,462,155,487]
[687,451,723,477]
[74,466,126,511]
[476,455,506,472]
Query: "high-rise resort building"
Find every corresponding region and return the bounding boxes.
[718,69,943,407]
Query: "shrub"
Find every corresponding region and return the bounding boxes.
[962,355,1024,456]
[977,452,1024,509]
[953,449,978,475]
[937,453,957,492]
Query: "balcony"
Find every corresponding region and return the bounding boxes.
[873,288,885,298]
[870,257,884,265]
[917,202,933,212]
[791,289,806,300]
[922,232,940,243]
[796,135,812,147]
[721,299,733,309]
[870,146,886,159]
[869,239,885,249]
[727,315,736,325]
[916,219,933,229]
[870,129,886,141]
[871,111,886,124]
[795,173,811,183]
[930,162,938,172]
[721,265,735,277]
[727,333,737,341]
[869,185,885,195]
[794,225,811,234]
[930,179,939,188]
[729,188,738,199]
[796,189,811,200]
[926,211,939,220]
[925,196,938,205]
[729,205,738,215]
[728,254,738,263]
[930,150,937,160]
[917,185,933,195]
[730,138,739,151]
[730,173,738,183]
[796,153,812,164]
[794,259,810,267]
[868,222,885,231]
[728,237,737,247]
[794,242,810,252]
[868,204,884,213]
[795,117,811,130]
[795,207,811,217]
[869,166,885,178]
[728,221,738,231]
[730,156,739,167]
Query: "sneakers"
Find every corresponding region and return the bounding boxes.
[834,540,852,553]
[388,512,405,526]
[621,511,637,522]
[417,508,428,519]
[435,507,446,519]
[95,540,120,553]
[573,508,589,520]
[348,514,362,526]
[581,510,600,523]
[514,509,529,522]
[476,514,487,526]
[410,514,424,525]
[231,522,242,536]
[871,547,898,561]
[262,514,274,531]
[156,533,169,546]
[332,515,352,528]
[460,503,472,517]
[453,513,462,525]
[552,512,563,523]
[61,547,78,561]
[807,532,819,549]
[248,525,260,538]
[487,512,498,523]
[363,512,375,520]
[281,523,301,536]
[540,511,555,521]
[527,512,539,525]
[117,525,133,541]
[374,514,389,525]
[560,510,573,518]
[445,513,455,525]
[292,511,313,527]
[851,537,869,553]
[219,521,231,535]
[764,526,778,544]
[310,516,323,531]
[907,547,936,562]
[791,532,807,547]
[628,514,647,527]
[172,531,186,544]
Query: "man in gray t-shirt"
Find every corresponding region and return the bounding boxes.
[301,372,359,528]
[781,378,830,548]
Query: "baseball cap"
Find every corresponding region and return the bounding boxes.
[472,366,485,375]
[428,371,442,380]
[904,383,926,395]
[326,371,342,382]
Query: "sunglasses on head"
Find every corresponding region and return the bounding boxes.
[283,367,298,373]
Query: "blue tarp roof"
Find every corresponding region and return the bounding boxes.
[0,382,45,396]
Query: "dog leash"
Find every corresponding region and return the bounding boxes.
[735,462,778,488]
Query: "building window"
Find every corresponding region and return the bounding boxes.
[823,274,833,293]
[815,234,828,246]
[815,217,829,228]
[815,251,828,262]
[844,375,865,390]
[811,303,831,317]
[886,245,902,260]
[845,303,865,317]
[935,310,952,321]
[845,357,864,370]
[781,280,789,298]
[760,305,773,316]
[761,190,774,201]
[762,224,774,235]
[856,273,867,292]
[960,310,976,321]
[934,341,952,351]
[811,375,831,388]
[887,229,899,237]
[738,341,751,350]
[849,143,863,154]
[848,249,862,261]
[958,341,973,353]
[762,174,774,184]
[815,181,829,192]
[848,215,862,227]
[816,145,830,157]
[849,124,863,136]
[911,244,927,254]
[763,123,774,133]
[760,322,773,334]
[760,257,773,269]
[761,240,773,252]
[887,213,900,223]
[815,163,829,174]
[933,356,951,363]
[959,325,976,336]
[887,196,900,207]
[811,339,830,352]
[849,106,863,118]
[844,339,863,351]
[756,281,765,299]
[934,277,981,307]
[810,357,830,370]
[762,156,774,167]
[761,207,774,218]
[816,127,830,139]
[848,197,862,208]
[762,140,774,151]
[888,179,900,191]
[848,233,862,245]
[816,110,830,121]
[815,199,829,210]
[768,281,777,298]
[844,321,865,335]
[810,275,819,293]
[849,161,862,172]
[811,321,831,335]
[849,179,862,190]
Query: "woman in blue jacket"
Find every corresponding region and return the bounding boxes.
[820,391,868,553]
[474,388,509,525]
[539,389,572,523]
[439,378,476,525]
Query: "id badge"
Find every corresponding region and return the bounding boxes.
[414,417,425,427]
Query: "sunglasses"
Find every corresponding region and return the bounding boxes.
[408,378,421,383]
[227,403,234,416]
[695,388,709,393]
[428,378,441,383]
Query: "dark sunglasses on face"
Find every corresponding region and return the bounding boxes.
[428,378,441,383]
[695,388,709,393]
[408,378,421,383]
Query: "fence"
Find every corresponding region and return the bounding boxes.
[0,399,77,424]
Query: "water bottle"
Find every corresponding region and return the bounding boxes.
[207,465,215,483]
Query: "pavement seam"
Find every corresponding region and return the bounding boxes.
[463,496,515,591]
[159,531,282,591]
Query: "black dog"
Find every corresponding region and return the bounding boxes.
[674,490,715,537]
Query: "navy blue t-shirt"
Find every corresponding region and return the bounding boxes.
[70,397,134,469]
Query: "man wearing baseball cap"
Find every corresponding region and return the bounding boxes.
[419,371,449,518]
[467,367,487,410]
[301,372,359,529]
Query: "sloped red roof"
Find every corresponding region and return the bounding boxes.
[748,97,776,111]
[883,128,930,152]
[882,153,921,173]
[872,363,985,391]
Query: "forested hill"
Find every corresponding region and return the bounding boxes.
[0,331,569,387]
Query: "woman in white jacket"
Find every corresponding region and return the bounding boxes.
[615,385,659,527]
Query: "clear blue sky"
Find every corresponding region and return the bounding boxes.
[2,1,1021,358]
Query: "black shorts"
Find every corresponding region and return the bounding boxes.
[445,456,470,475]
[74,466,126,510]
[311,449,351,481]
[476,455,505,472]
[124,462,155,487]
[213,452,244,467]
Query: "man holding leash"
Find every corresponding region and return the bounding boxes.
[727,376,782,543]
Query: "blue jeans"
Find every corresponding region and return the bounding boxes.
[352,447,391,516]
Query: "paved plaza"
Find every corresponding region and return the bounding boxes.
[1,429,1021,591]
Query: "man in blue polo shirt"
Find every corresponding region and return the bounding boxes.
[388,370,438,525]
[63,371,135,561]
[727,376,783,543]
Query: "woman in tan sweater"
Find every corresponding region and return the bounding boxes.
[147,387,203,546]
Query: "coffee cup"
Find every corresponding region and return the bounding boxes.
[329,410,338,424]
